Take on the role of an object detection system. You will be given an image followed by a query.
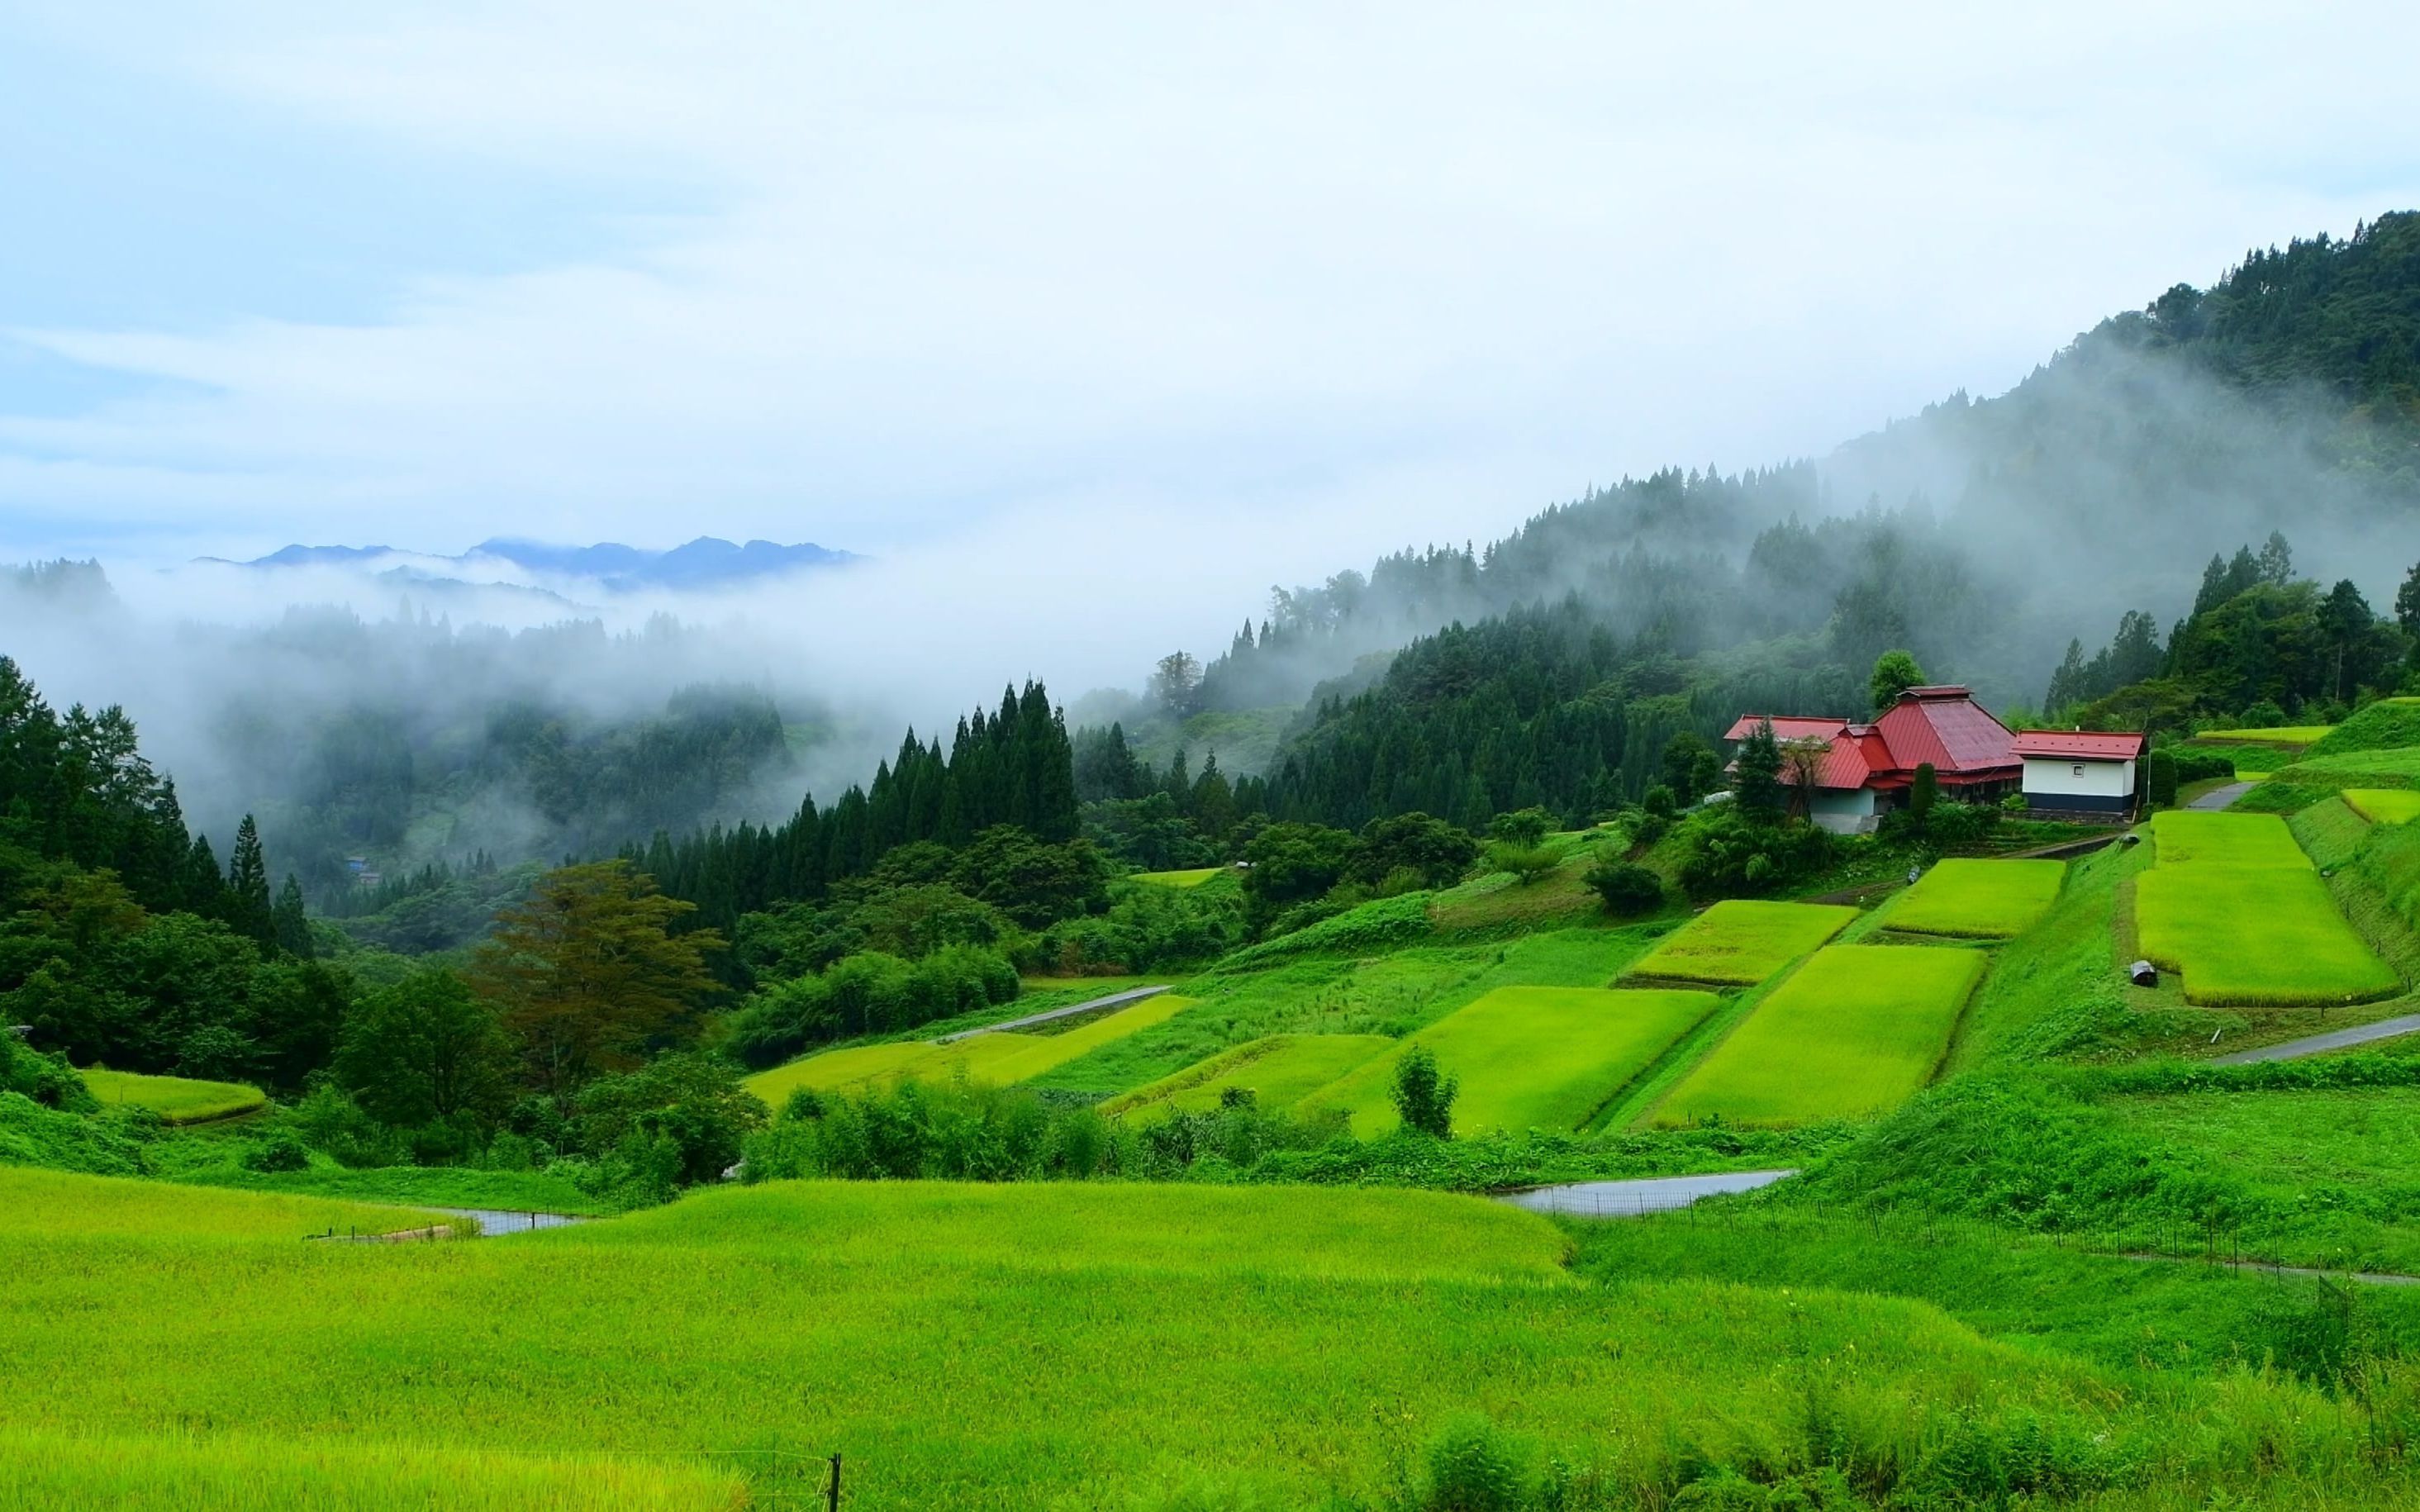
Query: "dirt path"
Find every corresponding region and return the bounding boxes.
[2211,1013,2420,1063]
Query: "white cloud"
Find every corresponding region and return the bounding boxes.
[5,0,2418,578]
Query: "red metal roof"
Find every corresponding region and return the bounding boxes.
[1872,687,2018,776]
[1722,714,1848,743]
[1727,687,2023,793]
[2013,730,2146,759]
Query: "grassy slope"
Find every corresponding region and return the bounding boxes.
[12,1171,2413,1511]
[743,996,1192,1103]
[1297,987,1721,1136]
[1651,945,1985,1128]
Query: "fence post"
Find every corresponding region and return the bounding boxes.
[826,1453,843,1510]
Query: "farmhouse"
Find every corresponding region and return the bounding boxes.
[1725,686,2144,831]
[2012,729,2146,820]
[1724,686,2022,834]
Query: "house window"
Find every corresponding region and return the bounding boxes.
[2072,764,2085,777]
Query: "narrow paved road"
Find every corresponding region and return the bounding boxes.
[932,985,1170,1042]
[1495,1169,1796,1217]
[2186,781,2255,810]
[2213,1013,2420,1064]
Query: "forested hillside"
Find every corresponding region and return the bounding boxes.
[0,566,823,911]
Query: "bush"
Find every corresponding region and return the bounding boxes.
[0,1037,95,1114]
[1421,1415,1530,1512]
[2170,748,2236,783]
[1487,808,1554,848]
[1391,1046,1457,1139]
[1642,784,1677,818]
[242,1133,311,1173]
[1485,843,1559,885]
[1584,860,1663,915]
[723,944,1021,1067]
[2146,749,2179,807]
[1672,810,1836,900]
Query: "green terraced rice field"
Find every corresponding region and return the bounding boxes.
[1652,945,1985,1129]
[744,996,1193,1103]
[1130,867,1223,887]
[1885,858,2066,938]
[2137,810,2399,1006]
[2135,868,2401,1006]
[2346,788,2420,825]
[1098,1033,1393,1118]
[2284,747,2420,782]
[1299,986,1719,1136]
[2196,725,2333,744]
[2148,810,2312,869]
[1624,899,1857,986]
[78,1068,266,1124]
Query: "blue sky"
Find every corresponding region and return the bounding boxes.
[4,2,2418,573]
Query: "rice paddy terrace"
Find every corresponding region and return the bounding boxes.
[22,710,2420,1510]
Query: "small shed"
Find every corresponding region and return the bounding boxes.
[2015,730,2147,821]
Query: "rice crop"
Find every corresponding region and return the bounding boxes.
[1130,867,1222,887]
[2147,810,2313,869]
[1297,987,1720,1135]
[2135,867,2401,1006]
[17,1171,2420,1510]
[2345,789,2420,825]
[0,1428,744,1512]
[0,1167,445,1241]
[1652,945,1985,1128]
[2137,810,2399,1006]
[2195,725,2333,744]
[1098,1033,1394,1118]
[1885,858,2066,938]
[1624,899,1857,986]
[742,996,1192,1103]
[2283,747,2420,783]
[79,1068,265,1124]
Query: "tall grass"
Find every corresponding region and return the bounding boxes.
[78,1068,266,1124]
[1624,899,1857,986]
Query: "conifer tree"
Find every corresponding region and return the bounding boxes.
[273,875,313,958]
[225,815,275,948]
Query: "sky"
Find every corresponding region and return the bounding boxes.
[3,2,2418,578]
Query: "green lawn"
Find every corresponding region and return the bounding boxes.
[1299,986,1720,1136]
[1885,858,2066,938]
[1098,1033,1395,1118]
[1130,867,1223,887]
[2147,810,2312,869]
[1622,899,1857,986]
[2135,868,2399,1006]
[79,1068,266,1124]
[1652,945,1985,1128]
[17,1169,2384,1511]
[743,996,1193,1104]
[2346,788,2420,825]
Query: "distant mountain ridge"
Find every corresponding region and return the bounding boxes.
[221,535,858,592]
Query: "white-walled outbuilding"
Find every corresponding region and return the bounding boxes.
[2015,730,2145,820]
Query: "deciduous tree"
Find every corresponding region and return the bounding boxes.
[472,861,725,1097]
